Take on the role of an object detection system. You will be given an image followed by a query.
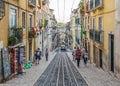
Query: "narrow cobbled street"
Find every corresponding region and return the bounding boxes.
[34,52,88,86]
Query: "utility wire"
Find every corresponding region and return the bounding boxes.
[71,0,76,11]
[63,0,65,22]
[57,0,60,22]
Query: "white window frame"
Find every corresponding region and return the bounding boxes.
[28,13,33,30]
[88,16,90,29]
[98,16,103,30]
[93,17,96,29]
[9,5,18,28]
[22,11,26,29]
[9,5,18,36]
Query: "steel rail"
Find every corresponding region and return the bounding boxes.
[64,53,78,86]
[43,53,60,86]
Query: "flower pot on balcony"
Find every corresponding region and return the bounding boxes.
[28,30,35,39]
[8,35,18,46]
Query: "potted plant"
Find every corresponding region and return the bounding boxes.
[28,30,35,39]
[8,35,18,46]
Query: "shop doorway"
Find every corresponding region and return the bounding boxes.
[99,49,103,68]
[88,43,90,60]
[29,42,32,61]
[85,39,87,52]
[110,34,114,72]
[93,45,96,64]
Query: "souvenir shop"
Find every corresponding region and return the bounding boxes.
[8,44,26,75]
[0,48,11,82]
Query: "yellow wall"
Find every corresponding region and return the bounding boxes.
[89,0,115,69]
[0,0,36,63]
[0,4,9,47]
[92,0,115,55]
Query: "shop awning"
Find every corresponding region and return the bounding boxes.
[8,43,24,48]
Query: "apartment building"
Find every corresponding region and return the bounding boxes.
[88,0,115,74]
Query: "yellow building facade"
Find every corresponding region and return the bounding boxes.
[88,0,115,72]
[0,0,36,63]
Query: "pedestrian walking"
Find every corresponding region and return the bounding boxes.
[45,48,49,61]
[83,53,88,66]
[72,47,76,61]
[76,47,81,67]
[81,47,85,55]
[35,48,41,64]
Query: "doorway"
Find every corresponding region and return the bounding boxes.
[29,42,32,61]
[99,49,103,68]
[88,43,90,60]
[93,45,96,64]
[110,34,114,72]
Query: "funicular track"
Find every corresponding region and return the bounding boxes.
[34,52,88,86]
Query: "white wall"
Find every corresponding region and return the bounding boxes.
[114,0,120,79]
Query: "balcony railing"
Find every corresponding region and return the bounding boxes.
[28,0,36,7]
[8,28,23,46]
[89,29,94,40]
[95,30,104,44]
[75,18,80,25]
[89,29,104,44]
[14,28,23,43]
[0,0,5,20]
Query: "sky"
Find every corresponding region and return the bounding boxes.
[49,0,81,23]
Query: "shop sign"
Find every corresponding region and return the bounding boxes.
[1,48,11,79]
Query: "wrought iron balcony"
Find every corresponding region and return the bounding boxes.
[89,29,94,40]
[28,27,35,38]
[8,27,23,46]
[75,18,80,25]
[28,0,36,7]
[14,28,23,43]
[89,29,104,44]
[0,0,5,20]
[94,30,104,44]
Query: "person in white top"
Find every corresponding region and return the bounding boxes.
[83,53,88,66]
[72,47,76,61]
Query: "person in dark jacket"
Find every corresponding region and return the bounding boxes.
[76,47,81,67]
[35,48,41,64]
[45,48,49,61]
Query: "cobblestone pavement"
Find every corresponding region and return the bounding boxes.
[34,52,88,86]
[1,50,120,86]
[67,52,120,86]
[0,51,56,86]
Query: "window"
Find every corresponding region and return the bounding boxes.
[85,17,87,29]
[10,8,17,28]
[95,0,100,7]
[93,18,96,29]
[90,0,94,10]
[99,16,103,30]
[22,12,26,28]
[29,14,32,28]
[88,16,90,29]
